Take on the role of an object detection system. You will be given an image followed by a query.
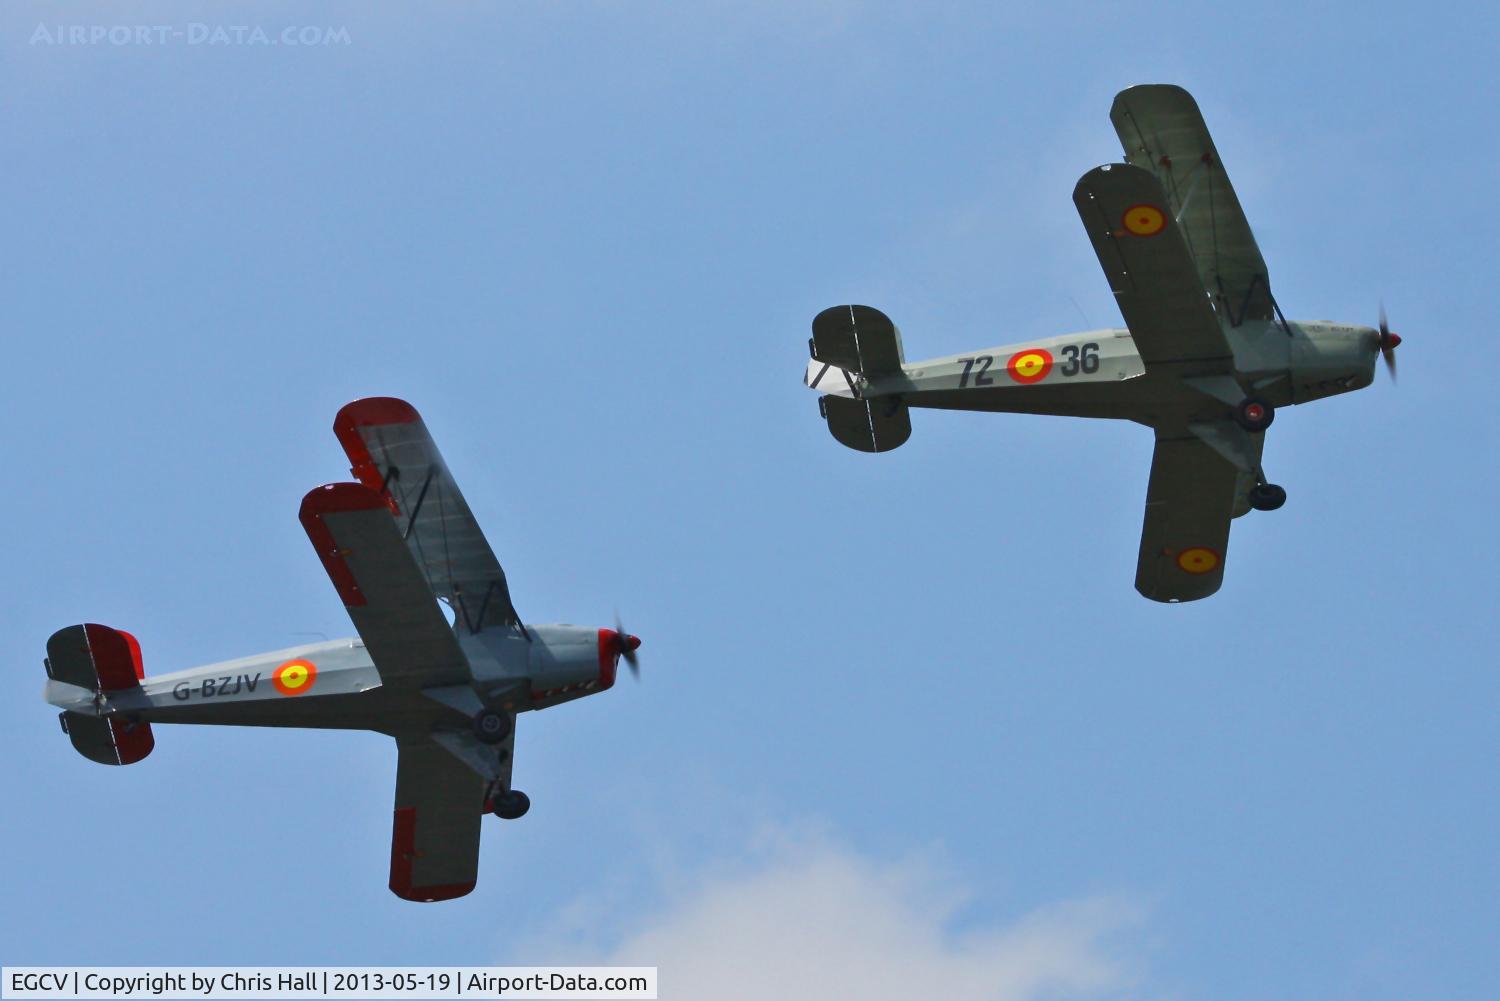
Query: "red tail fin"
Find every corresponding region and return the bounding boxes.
[58,712,154,766]
[45,624,155,766]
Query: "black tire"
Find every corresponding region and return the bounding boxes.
[1248,483,1287,511]
[1233,397,1275,432]
[493,790,530,820]
[472,709,511,745]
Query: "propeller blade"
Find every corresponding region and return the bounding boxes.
[614,614,641,679]
[1376,304,1399,383]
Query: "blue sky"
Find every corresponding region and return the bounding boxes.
[4,2,1496,998]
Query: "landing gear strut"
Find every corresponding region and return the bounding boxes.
[1233,397,1275,432]
[492,789,530,820]
[472,708,512,744]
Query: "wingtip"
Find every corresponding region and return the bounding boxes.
[389,880,477,903]
[389,806,478,902]
[333,398,422,491]
[297,483,391,608]
[335,397,422,431]
[298,481,389,519]
[334,398,422,464]
[1112,82,1197,108]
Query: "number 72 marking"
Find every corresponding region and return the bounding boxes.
[958,356,994,388]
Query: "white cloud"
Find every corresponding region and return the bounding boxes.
[534,828,1149,1001]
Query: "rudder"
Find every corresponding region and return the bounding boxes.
[809,304,912,452]
[45,624,155,766]
[819,395,912,453]
[810,305,905,375]
[58,711,154,766]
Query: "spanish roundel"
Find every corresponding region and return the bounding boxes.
[1121,204,1166,236]
[273,659,319,696]
[1175,547,1220,575]
[1007,348,1053,384]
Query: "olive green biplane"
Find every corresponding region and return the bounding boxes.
[804,84,1399,602]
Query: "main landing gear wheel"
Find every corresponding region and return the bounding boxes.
[1248,483,1287,511]
[1233,397,1275,432]
[472,708,512,745]
[492,790,530,820]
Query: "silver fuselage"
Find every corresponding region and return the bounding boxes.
[43,622,614,736]
[809,319,1378,429]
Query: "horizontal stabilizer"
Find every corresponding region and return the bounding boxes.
[820,395,911,453]
[58,711,154,766]
[811,305,905,375]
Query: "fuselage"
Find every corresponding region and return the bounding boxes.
[808,319,1379,427]
[43,622,619,735]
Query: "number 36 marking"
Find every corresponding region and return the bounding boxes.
[1059,342,1100,376]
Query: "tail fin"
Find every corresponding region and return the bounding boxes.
[45,625,155,766]
[818,395,911,453]
[808,305,912,453]
[810,305,905,375]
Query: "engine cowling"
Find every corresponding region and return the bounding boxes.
[525,625,638,707]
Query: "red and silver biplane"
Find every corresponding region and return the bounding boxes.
[42,398,640,902]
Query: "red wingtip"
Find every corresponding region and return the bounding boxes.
[334,397,421,432]
[298,481,389,518]
[333,398,422,496]
[390,882,476,903]
[388,807,476,902]
[298,483,389,607]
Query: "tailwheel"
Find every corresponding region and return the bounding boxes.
[492,789,530,820]
[1233,397,1275,432]
[472,708,512,745]
[1248,483,1287,511]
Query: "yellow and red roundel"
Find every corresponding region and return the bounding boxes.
[273,659,319,696]
[1122,204,1166,237]
[1176,547,1220,575]
[1007,348,1054,384]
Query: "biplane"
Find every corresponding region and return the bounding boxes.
[804,84,1400,602]
[42,398,641,901]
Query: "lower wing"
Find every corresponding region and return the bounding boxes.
[388,731,512,902]
[1135,432,1239,602]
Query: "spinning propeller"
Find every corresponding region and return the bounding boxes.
[1376,304,1401,381]
[612,615,643,679]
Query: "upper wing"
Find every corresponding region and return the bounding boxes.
[1135,432,1239,602]
[334,398,523,635]
[1074,163,1233,370]
[299,482,471,688]
[388,734,508,902]
[1110,84,1273,326]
